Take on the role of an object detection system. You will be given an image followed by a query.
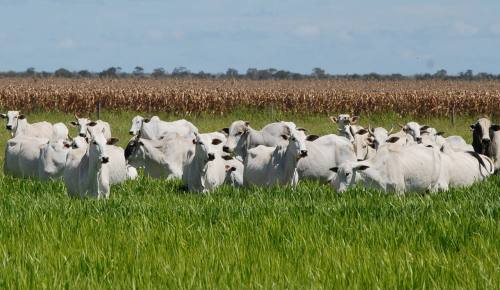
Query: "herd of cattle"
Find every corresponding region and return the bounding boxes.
[1,111,499,197]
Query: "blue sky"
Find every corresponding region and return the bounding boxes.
[1,0,499,74]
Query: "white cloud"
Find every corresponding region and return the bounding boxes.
[451,22,479,36]
[294,25,320,38]
[56,38,77,49]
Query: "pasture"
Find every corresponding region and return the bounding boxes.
[0,110,499,289]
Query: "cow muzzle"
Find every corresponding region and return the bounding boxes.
[482,138,491,145]
[416,137,422,144]
[5,125,12,130]
[222,146,232,153]
[101,156,109,164]
[299,150,308,158]
[207,153,215,161]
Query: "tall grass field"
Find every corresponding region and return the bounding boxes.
[0,110,498,289]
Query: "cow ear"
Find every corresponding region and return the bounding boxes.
[70,121,78,126]
[212,138,222,145]
[281,134,289,140]
[491,125,500,131]
[87,121,97,127]
[355,165,369,171]
[297,127,308,132]
[350,116,359,124]
[329,167,339,173]
[420,125,430,131]
[144,118,151,123]
[221,155,233,160]
[18,114,26,120]
[244,121,250,126]
[192,139,197,144]
[386,136,400,143]
[469,124,476,130]
[306,135,320,141]
[329,116,338,123]
[221,128,229,135]
[107,138,119,145]
[436,131,445,136]
[0,114,6,119]
[356,128,368,135]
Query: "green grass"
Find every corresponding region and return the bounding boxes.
[0,110,499,289]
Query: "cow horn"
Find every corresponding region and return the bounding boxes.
[329,116,337,124]
[368,125,374,136]
[74,114,79,120]
[398,123,405,129]
[388,127,394,135]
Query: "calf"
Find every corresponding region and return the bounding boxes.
[243,125,308,187]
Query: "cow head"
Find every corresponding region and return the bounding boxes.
[1,111,25,132]
[129,115,144,136]
[368,126,390,150]
[223,120,250,154]
[330,162,366,193]
[70,115,93,137]
[194,133,223,163]
[87,122,118,164]
[352,128,374,161]
[470,117,493,154]
[282,126,308,160]
[402,122,422,143]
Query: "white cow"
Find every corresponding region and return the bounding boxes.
[222,120,296,160]
[63,125,118,198]
[1,111,53,138]
[297,133,357,183]
[125,133,194,179]
[243,125,308,187]
[182,132,232,192]
[402,121,423,143]
[38,123,71,180]
[420,126,473,151]
[331,143,445,194]
[4,135,48,178]
[223,157,244,187]
[439,143,494,187]
[368,126,392,150]
[329,114,361,142]
[70,115,112,139]
[129,115,198,140]
[351,128,376,161]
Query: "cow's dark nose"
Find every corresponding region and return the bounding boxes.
[79,133,86,137]
[5,125,12,130]
[300,150,308,157]
[207,153,215,161]
[101,157,109,164]
[482,138,491,144]
[357,159,364,161]
[222,146,230,153]
[416,137,422,143]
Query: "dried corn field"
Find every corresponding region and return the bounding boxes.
[0,78,499,116]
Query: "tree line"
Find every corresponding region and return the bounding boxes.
[0,67,499,81]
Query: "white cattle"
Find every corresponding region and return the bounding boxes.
[331,143,445,194]
[125,133,194,179]
[402,121,423,143]
[420,126,473,151]
[38,139,71,180]
[70,115,112,139]
[129,115,198,140]
[368,126,392,150]
[1,111,53,138]
[4,135,47,178]
[351,128,376,161]
[223,157,244,187]
[182,132,231,192]
[297,133,357,183]
[329,114,361,142]
[222,120,296,159]
[471,117,500,172]
[439,144,494,187]
[64,124,120,198]
[243,125,308,187]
